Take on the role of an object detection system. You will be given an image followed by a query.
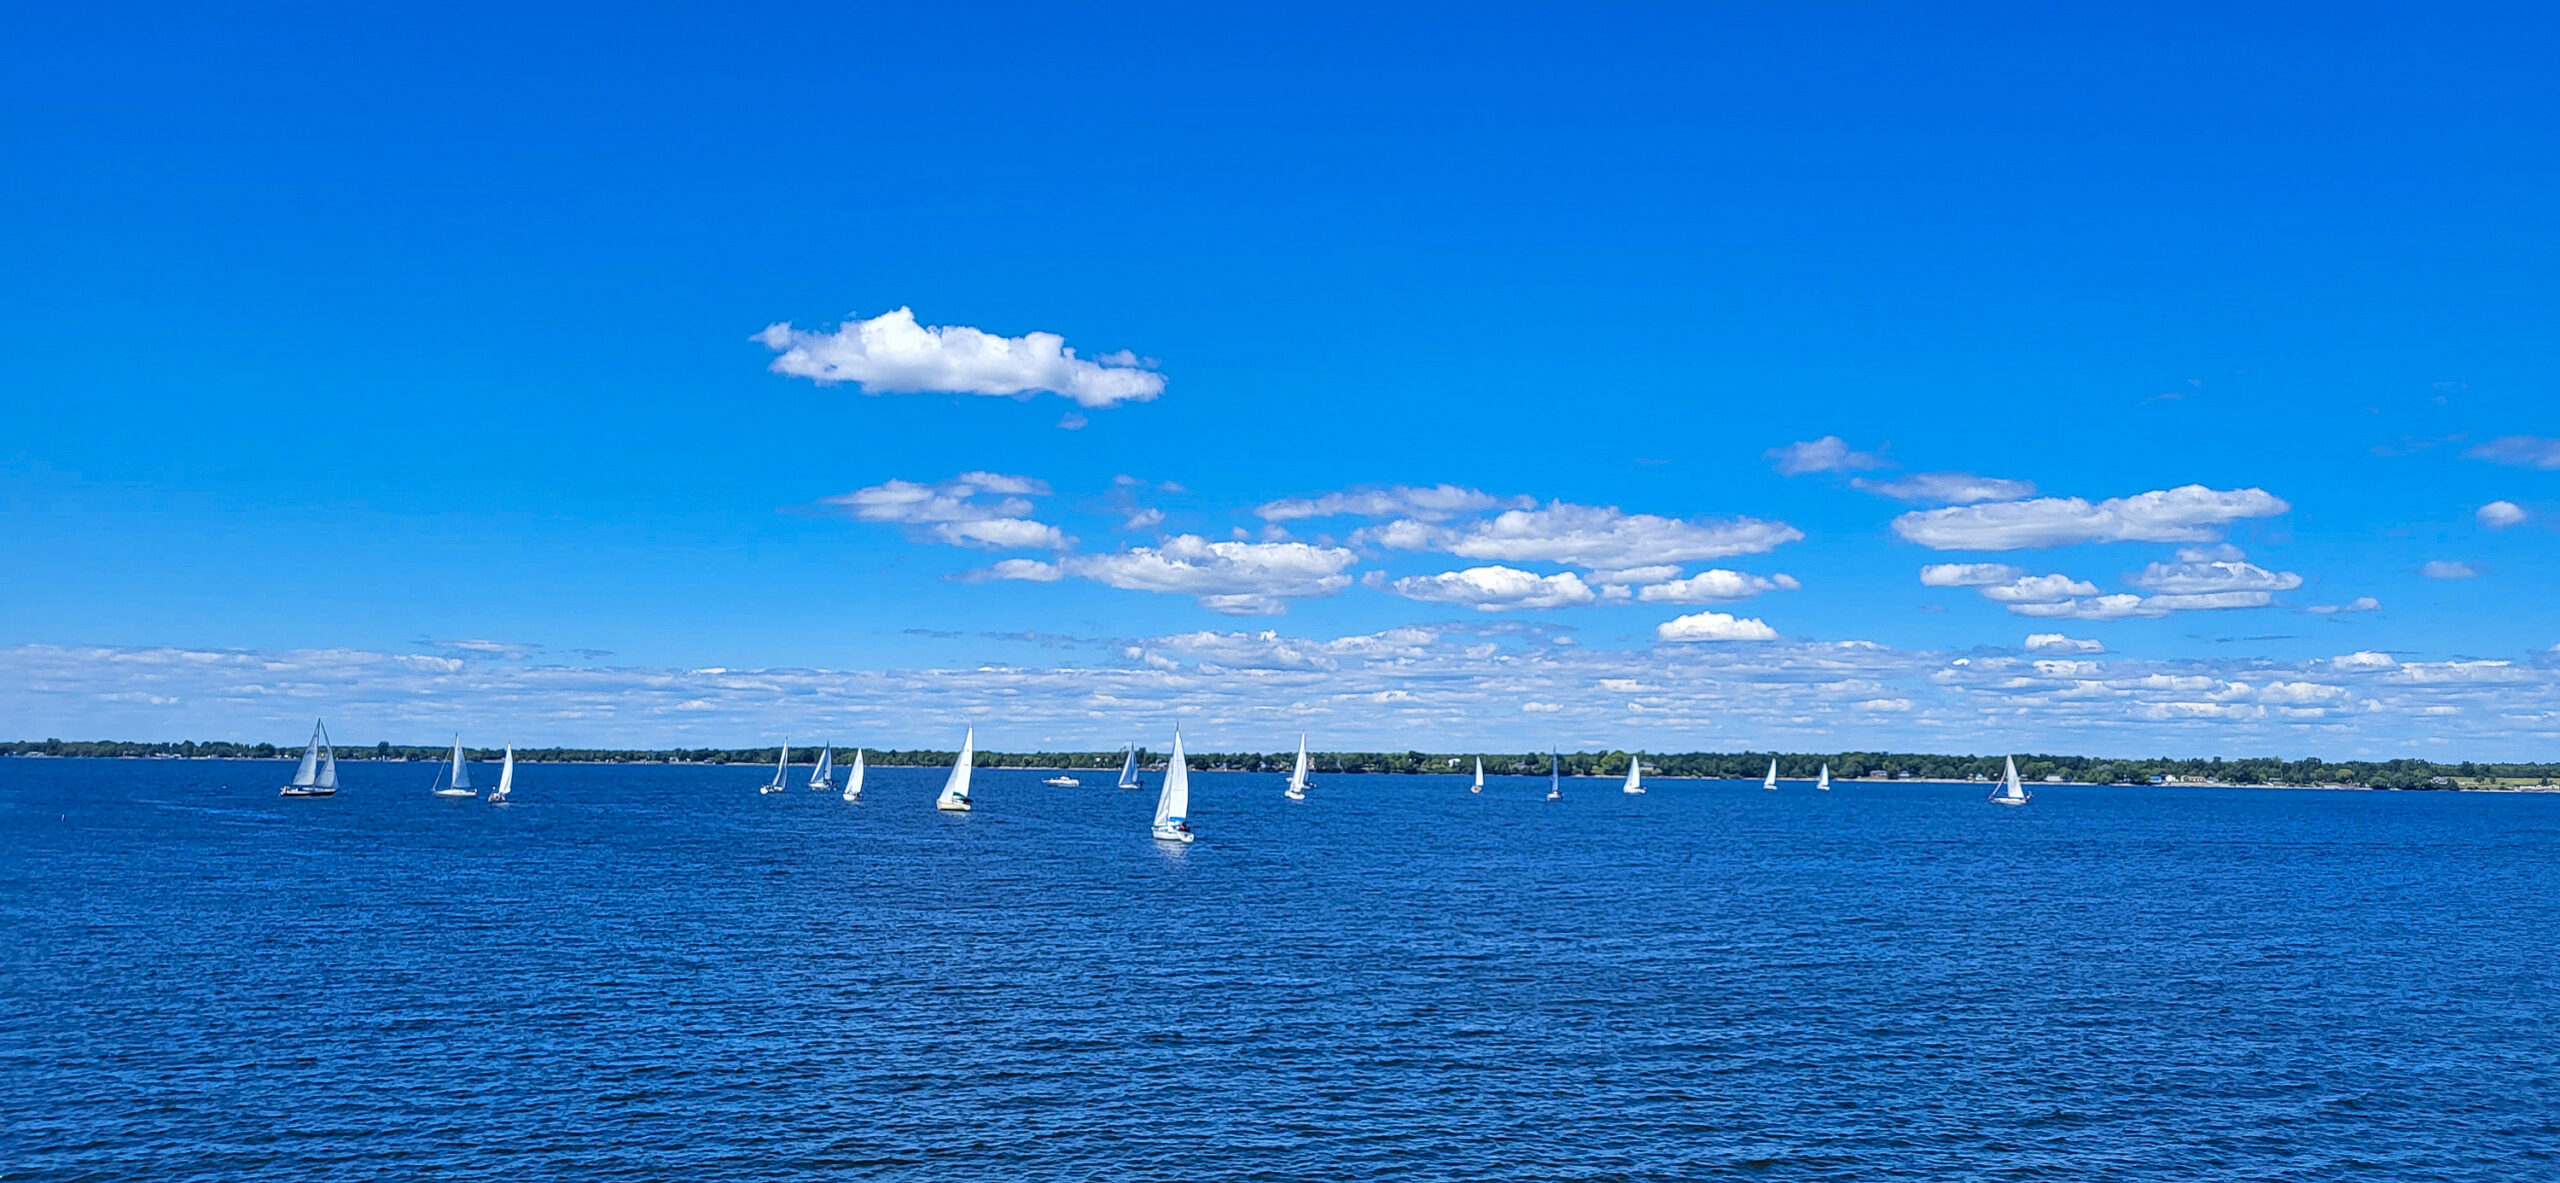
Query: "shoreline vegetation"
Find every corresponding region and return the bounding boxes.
[4,739,2553,791]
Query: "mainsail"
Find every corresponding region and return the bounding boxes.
[1117,744,1142,789]
[1153,731,1191,833]
[937,729,975,810]
[449,736,472,790]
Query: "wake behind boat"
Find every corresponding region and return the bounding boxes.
[432,734,477,798]
[1152,730,1194,842]
[1991,755,2032,806]
[279,720,339,797]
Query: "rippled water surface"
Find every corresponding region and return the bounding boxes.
[5,758,2557,1180]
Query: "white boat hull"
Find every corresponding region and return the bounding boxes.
[1152,824,1193,843]
[809,779,834,791]
[279,786,336,797]
[1284,787,1305,800]
[1623,787,1645,794]
[433,789,476,798]
[1546,791,1560,800]
[938,799,971,812]
[1043,777,1079,787]
[1992,796,2030,806]
[759,785,787,795]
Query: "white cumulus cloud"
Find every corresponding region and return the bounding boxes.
[2024,634,2106,654]
[1919,562,2031,587]
[1655,611,1780,642]
[2305,596,2382,615]
[1634,570,1799,604]
[1979,573,2103,604]
[1373,501,1802,570]
[2478,500,2528,528]
[1005,535,1358,615]
[2420,560,2479,580]
[756,307,1164,408]
[1891,485,2290,550]
[1387,566,1597,611]
[2127,549,2304,595]
[824,474,1070,550]
[1257,484,1531,522]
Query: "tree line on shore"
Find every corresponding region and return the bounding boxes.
[4,738,2550,789]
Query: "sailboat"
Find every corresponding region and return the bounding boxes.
[1116,744,1143,790]
[486,745,513,805]
[432,735,477,798]
[1471,757,1484,794]
[1762,758,1780,791]
[1990,755,2032,806]
[808,746,836,791]
[1817,763,1832,791]
[1623,752,1646,795]
[1152,730,1194,842]
[759,741,791,795]
[279,719,339,797]
[841,748,867,800]
[1546,750,1562,801]
[936,729,975,812]
[1284,733,1311,800]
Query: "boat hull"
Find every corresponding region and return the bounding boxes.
[937,799,971,812]
[1284,788,1305,800]
[433,789,476,798]
[1991,796,2030,806]
[278,786,335,797]
[809,779,834,791]
[1151,825,1193,843]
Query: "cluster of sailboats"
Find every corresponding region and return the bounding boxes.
[276,716,2041,825]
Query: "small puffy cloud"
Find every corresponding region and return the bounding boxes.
[1978,573,2103,604]
[2478,500,2528,528]
[2305,596,2382,615]
[1892,485,2290,550]
[2128,550,2304,596]
[1387,566,1597,612]
[1766,436,1887,475]
[1063,535,1358,614]
[825,474,1070,550]
[2420,560,2479,580]
[1257,484,1531,523]
[2010,594,2163,621]
[1634,569,1799,604]
[2467,436,2560,470]
[756,306,1164,408]
[1520,700,1564,713]
[1851,473,2038,504]
[1920,562,2031,587]
[976,558,1064,582]
[2025,633,2105,654]
[1656,610,1780,642]
[1121,508,1166,532]
[1376,501,1803,570]
[2331,651,2398,671]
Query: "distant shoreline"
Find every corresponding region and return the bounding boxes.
[7,752,2556,792]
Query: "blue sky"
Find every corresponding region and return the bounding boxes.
[5,2,2557,754]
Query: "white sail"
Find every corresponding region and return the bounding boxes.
[1763,758,1779,790]
[488,745,513,803]
[810,746,833,788]
[1994,755,2030,803]
[1286,734,1309,797]
[291,721,323,787]
[1152,730,1191,838]
[1623,753,1644,794]
[314,724,338,790]
[937,729,974,810]
[1817,763,1831,791]
[1472,757,1484,791]
[1548,750,1561,799]
[843,748,867,800]
[1116,744,1142,789]
[449,736,472,790]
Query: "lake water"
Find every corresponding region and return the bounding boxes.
[4,758,2556,1180]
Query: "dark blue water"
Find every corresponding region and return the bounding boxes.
[5,759,2556,1180]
